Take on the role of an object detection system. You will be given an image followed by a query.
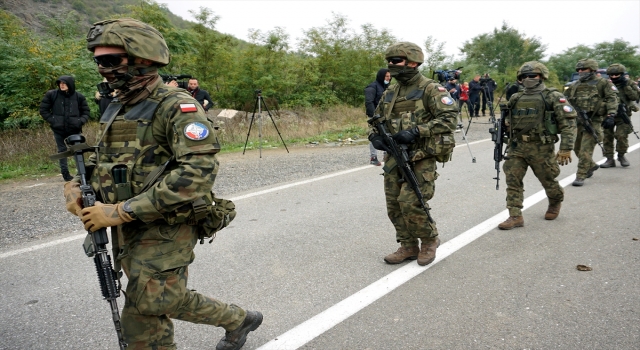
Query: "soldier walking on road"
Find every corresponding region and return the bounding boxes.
[600,63,639,168]
[565,58,619,186]
[498,62,577,230]
[64,18,262,350]
[368,42,457,265]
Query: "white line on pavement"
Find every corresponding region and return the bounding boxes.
[256,142,640,350]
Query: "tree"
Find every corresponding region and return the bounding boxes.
[422,36,454,79]
[460,22,546,75]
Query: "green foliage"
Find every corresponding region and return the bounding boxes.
[460,22,546,75]
[547,39,640,82]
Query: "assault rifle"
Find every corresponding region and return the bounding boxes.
[618,103,640,139]
[489,104,508,190]
[368,114,434,223]
[573,105,605,152]
[50,135,127,350]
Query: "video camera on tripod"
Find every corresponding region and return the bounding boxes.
[160,74,192,89]
[433,67,463,83]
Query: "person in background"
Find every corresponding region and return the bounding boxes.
[187,78,214,112]
[468,74,483,117]
[39,75,90,181]
[364,68,391,165]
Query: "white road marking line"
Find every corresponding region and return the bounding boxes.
[256,142,640,350]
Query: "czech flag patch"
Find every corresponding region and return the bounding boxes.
[184,122,209,140]
[441,96,454,105]
[180,103,198,113]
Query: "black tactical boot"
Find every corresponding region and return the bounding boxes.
[216,311,263,350]
[600,158,616,168]
[618,154,630,167]
[62,171,73,181]
[586,164,599,178]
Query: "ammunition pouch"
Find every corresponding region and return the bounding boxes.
[425,133,455,163]
[164,191,236,243]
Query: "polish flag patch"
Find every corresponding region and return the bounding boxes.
[438,87,446,92]
[180,103,198,113]
[559,98,567,103]
[611,86,618,91]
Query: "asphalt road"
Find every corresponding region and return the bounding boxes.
[1,113,638,350]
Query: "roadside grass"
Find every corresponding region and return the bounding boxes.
[0,105,368,182]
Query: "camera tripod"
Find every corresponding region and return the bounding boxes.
[481,83,496,124]
[243,89,289,157]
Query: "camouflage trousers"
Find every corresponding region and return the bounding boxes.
[503,142,562,217]
[603,118,631,158]
[383,156,438,247]
[574,117,603,179]
[118,223,246,350]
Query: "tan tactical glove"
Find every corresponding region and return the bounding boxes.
[79,201,134,232]
[63,181,83,216]
[556,149,572,166]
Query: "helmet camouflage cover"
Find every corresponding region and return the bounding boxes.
[86,18,170,66]
[385,42,424,64]
[606,63,626,75]
[575,58,598,71]
[518,61,549,80]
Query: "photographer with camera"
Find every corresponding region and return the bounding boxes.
[164,76,179,87]
[468,74,483,117]
[480,73,497,116]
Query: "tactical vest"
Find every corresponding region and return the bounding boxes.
[509,90,558,144]
[569,79,603,114]
[91,90,174,204]
[382,80,455,162]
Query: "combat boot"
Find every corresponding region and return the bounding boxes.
[383,245,419,264]
[545,203,561,220]
[417,237,440,266]
[498,216,524,230]
[600,158,616,168]
[572,178,584,186]
[586,164,599,178]
[216,311,263,350]
[618,154,630,167]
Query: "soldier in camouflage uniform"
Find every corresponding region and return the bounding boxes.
[63,19,261,350]
[368,42,457,266]
[498,62,577,230]
[565,58,619,186]
[600,63,639,168]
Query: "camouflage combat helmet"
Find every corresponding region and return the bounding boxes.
[517,61,549,80]
[606,63,626,75]
[385,42,424,64]
[86,18,170,66]
[575,58,598,72]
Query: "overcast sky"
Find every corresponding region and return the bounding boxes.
[161,0,639,60]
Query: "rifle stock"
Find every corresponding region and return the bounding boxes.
[368,115,434,223]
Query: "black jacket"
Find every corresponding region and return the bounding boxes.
[469,80,483,96]
[39,75,90,134]
[364,68,390,117]
[188,88,214,111]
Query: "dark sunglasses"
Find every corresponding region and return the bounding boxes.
[609,73,621,77]
[523,74,539,79]
[388,57,406,64]
[93,54,127,67]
